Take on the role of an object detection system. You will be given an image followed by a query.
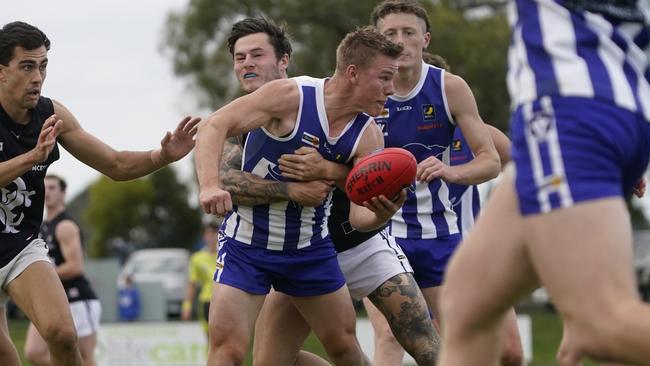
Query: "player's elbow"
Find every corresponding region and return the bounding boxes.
[102,165,133,181]
[476,149,501,181]
[487,153,501,180]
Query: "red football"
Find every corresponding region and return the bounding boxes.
[345,147,417,205]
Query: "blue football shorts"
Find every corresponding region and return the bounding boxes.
[511,95,650,215]
[394,233,462,288]
[213,233,346,297]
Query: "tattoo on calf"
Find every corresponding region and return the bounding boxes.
[369,273,440,365]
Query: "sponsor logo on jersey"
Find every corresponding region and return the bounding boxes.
[251,157,284,181]
[539,174,565,189]
[417,123,443,131]
[396,105,412,112]
[527,110,555,141]
[376,108,389,120]
[334,152,344,162]
[0,177,36,234]
[422,104,436,120]
[452,139,463,151]
[301,131,320,148]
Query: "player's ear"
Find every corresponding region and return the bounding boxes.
[278,53,289,73]
[346,64,359,84]
[423,31,431,49]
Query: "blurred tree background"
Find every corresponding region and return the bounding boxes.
[70,167,202,259]
[162,0,511,129]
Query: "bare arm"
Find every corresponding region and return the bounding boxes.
[54,220,84,280]
[220,135,288,205]
[220,136,331,207]
[54,100,200,181]
[181,280,197,321]
[418,74,500,185]
[196,79,300,215]
[486,124,511,167]
[0,115,62,188]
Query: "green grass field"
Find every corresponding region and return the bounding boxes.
[8,309,599,365]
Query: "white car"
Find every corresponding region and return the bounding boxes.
[118,248,190,316]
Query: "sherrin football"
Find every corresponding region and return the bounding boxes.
[345,148,417,205]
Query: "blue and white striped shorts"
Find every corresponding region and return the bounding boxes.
[512,95,650,215]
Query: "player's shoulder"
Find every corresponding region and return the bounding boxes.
[442,71,473,106]
[261,78,299,93]
[54,219,80,238]
[442,71,469,91]
[253,78,299,105]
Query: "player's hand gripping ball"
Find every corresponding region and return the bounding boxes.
[345,148,417,205]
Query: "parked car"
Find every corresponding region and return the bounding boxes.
[117,248,190,316]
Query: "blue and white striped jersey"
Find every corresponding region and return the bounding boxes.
[375,62,459,240]
[507,0,650,121]
[222,76,373,251]
[448,129,481,236]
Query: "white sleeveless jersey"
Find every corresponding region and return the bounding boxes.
[507,0,650,121]
[222,76,373,251]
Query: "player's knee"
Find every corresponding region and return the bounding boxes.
[321,333,364,364]
[41,323,77,353]
[500,347,524,366]
[208,329,247,365]
[501,331,524,366]
[209,345,246,366]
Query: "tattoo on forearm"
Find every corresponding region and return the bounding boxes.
[220,137,291,205]
[369,273,440,365]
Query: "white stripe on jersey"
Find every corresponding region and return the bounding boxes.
[585,13,637,110]
[508,13,537,108]
[226,209,253,244]
[438,181,460,236]
[539,2,594,97]
[440,71,456,125]
[297,205,317,249]
[458,187,477,235]
[391,183,437,238]
[509,0,650,121]
[615,21,650,121]
[541,97,573,209]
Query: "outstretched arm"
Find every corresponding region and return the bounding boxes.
[54,100,200,181]
[220,136,332,207]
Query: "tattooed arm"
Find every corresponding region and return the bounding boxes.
[220,136,332,207]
